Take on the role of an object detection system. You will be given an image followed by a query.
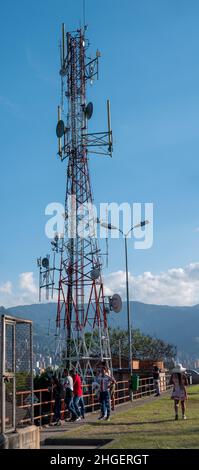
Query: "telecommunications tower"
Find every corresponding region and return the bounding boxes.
[37,24,122,379]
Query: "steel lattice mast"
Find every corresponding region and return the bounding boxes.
[38,24,120,379]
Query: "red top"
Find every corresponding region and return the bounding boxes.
[73,374,82,397]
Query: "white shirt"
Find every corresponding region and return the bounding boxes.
[63,375,73,391]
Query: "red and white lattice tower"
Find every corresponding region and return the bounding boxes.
[38,24,118,379]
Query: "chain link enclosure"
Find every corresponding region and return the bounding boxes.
[0,315,33,433]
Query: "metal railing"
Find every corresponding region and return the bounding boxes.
[133,374,169,399]
[15,374,171,426]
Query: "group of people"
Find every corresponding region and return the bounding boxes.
[50,362,116,425]
[50,361,189,424]
[50,368,85,425]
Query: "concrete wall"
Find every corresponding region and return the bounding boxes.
[0,425,40,449]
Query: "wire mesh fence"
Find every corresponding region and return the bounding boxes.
[0,315,33,433]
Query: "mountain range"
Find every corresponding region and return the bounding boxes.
[1,301,199,358]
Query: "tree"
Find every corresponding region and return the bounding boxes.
[109,327,176,362]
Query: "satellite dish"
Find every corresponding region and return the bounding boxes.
[110,294,122,313]
[56,120,65,138]
[90,267,100,280]
[42,257,49,269]
[85,102,93,120]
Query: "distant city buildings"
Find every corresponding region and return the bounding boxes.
[33,353,54,375]
[176,352,199,370]
[194,358,199,369]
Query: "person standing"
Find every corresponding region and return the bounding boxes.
[96,366,116,421]
[50,376,62,425]
[101,360,111,377]
[110,381,116,411]
[92,371,101,401]
[71,369,85,421]
[62,369,74,421]
[153,365,161,396]
[169,363,188,420]
[101,362,115,411]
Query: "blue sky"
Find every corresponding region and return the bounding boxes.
[1,0,199,307]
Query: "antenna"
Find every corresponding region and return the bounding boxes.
[59,39,62,70]
[105,205,109,268]
[83,0,86,29]
[106,236,108,268]
[62,23,65,65]
[107,99,113,155]
[57,106,62,157]
[38,24,115,378]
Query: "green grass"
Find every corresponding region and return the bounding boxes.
[59,385,199,449]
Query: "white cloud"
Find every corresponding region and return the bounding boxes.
[0,281,12,295]
[0,273,38,308]
[104,262,199,306]
[2,263,199,308]
[19,272,37,294]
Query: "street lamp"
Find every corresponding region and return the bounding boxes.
[118,339,122,369]
[98,219,149,376]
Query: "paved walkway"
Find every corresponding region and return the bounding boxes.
[41,392,168,448]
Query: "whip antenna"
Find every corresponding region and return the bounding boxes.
[83,0,86,28]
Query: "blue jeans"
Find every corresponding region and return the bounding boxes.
[154,380,160,395]
[78,396,85,418]
[72,395,85,418]
[100,391,110,417]
[65,389,74,416]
